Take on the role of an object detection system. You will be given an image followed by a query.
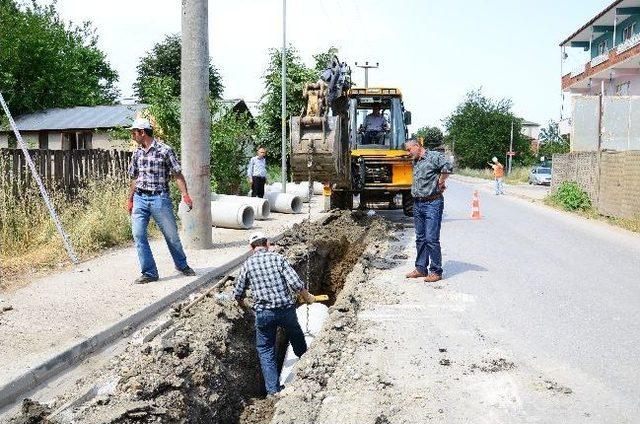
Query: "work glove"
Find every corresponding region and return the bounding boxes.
[182,194,193,211]
[301,291,316,304]
[127,198,134,215]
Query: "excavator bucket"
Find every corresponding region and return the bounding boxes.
[290,115,344,183]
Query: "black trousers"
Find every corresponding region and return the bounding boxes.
[251,176,266,198]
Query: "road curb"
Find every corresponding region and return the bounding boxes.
[0,231,289,411]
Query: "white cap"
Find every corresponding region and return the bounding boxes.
[249,231,268,245]
[127,118,152,130]
[492,157,498,163]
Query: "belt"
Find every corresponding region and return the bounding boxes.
[136,188,167,195]
[413,193,443,202]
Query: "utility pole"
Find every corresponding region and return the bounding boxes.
[181,0,212,249]
[508,120,514,175]
[355,61,379,88]
[281,0,287,192]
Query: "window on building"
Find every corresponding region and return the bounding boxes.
[598,41,607,55]
[38,131,48,149]
[8,133,17,149]
[616,81,631,95]
[62,131,93,150]
[77,132,93,149]
[623,22,637,41]
[61,132,76,150]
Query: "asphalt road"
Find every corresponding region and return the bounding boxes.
[374,179,640,422]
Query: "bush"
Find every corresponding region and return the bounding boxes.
[550,181,591,211]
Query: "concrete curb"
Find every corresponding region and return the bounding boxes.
[0,232,288,411]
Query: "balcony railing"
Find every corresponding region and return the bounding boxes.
[616,33,640,54]
[590,53,609,67]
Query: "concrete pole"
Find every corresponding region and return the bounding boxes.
[508,121,514,175]
[180,0,212,249]
[281,0,287,192]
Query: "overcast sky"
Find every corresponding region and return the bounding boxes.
[53,0,606,130]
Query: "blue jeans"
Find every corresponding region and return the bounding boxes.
[255,307,307,394]
[495,178,504,194]
[414,196,445,276]
[132,191,189,278]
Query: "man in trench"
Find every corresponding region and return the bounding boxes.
[234,232,316,395]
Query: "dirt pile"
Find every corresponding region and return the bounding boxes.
[9,210,390,424]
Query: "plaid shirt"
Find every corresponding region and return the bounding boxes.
[234,248,305,311]
[128,140,182,191]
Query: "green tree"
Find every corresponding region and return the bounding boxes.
[444,89,533,168]
[312,46,339,73]
[134,34,223,102]
[209,101,254,194]
[258,46,316,162]
[538,119,569,158]
[413,126,444,147]
[139,77,254,195]
[0,0,119,116]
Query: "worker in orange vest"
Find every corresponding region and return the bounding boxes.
[488,157,505,195]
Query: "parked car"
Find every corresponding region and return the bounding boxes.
[529,166,552,185]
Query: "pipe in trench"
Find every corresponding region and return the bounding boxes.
[279,303,329,386]
[210,200,255,229]
[265,192,303,214]
[211,193,271,220]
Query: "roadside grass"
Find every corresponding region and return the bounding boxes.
[544,193,640,234]
[456,166,531,185]
[0,179,157,291]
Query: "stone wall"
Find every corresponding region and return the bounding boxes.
[552,151,640,219]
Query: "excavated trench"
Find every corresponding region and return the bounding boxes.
[9,211,386,424]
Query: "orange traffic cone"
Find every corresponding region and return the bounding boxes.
[471,190,481,220]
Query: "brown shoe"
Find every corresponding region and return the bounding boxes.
[424,274,442,283]
[405,269,427,278]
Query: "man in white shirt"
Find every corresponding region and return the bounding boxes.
[360,103,390,144]
[247,147,267,198]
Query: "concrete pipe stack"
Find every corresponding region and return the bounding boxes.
[265,191,303,214]
[211,194,271,220]
[284,183,310,203]
[296,181,324,195]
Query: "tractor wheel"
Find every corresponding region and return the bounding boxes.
[330,190,353,210]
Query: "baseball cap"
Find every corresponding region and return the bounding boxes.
[127,118,152,130]
[249,231,268,246]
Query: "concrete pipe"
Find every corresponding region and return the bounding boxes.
[265,184,282,195]
[210,200,254,229]
[211,194,271,220]
[279,303,329,386]
[285,185,310,203]
[266,192,303,214]
[296,181,324,195]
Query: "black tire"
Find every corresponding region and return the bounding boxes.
[402,192,413,217]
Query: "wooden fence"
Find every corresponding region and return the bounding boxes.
[0,149,132,196]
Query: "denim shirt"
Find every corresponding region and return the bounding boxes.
[411,150,453,198]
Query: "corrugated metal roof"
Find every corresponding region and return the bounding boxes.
[8,104,149,131]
